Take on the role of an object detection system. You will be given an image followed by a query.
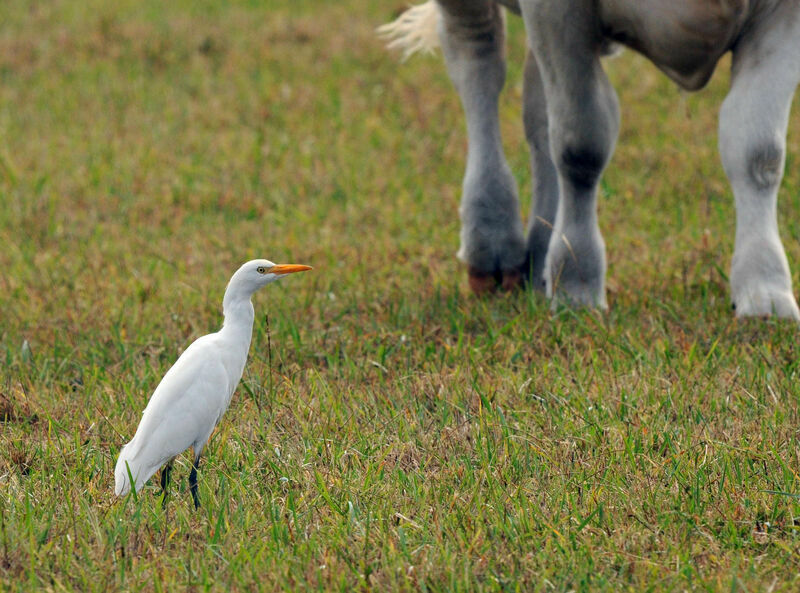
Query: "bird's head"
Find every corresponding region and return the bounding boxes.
[228,259,312,299]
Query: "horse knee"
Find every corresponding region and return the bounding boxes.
[558,146,607,190]
[747,140,784,192]
[720,131,785,194]
[552,125,613,191]
[719,88,787,194]
[551,86,619,193]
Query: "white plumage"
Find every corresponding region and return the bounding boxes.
[114,259,311,508]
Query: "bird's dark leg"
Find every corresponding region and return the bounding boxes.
[159,461,173,509]
[189,456,201,510]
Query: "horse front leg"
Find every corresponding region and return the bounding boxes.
[719,7,800,320]
[438,0,526,293]
[520,0,619,309]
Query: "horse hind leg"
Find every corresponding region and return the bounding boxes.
[522,47,559,290]
[719,9,800,319]
[438,0,526,293]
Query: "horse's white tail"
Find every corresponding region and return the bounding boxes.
[377,1,441,61]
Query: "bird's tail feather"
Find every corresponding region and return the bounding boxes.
[114,444,160,497]
[114,447,133,496]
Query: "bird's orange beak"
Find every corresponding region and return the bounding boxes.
[270,264,313,275]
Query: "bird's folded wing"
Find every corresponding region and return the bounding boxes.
[122,335,230,462]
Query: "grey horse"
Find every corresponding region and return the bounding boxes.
[380,0,800,318]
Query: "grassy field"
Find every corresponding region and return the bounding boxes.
[2,0,800,590]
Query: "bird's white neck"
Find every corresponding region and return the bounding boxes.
[221,285,257,338]
[222,298,255,327]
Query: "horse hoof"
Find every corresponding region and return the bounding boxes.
[500,269,522,292]
[468,267,523,294]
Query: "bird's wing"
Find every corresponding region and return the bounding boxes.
[117,334,234,487]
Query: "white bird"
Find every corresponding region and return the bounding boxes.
[114,259,311,508]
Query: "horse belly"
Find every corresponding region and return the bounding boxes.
[599,0,750,89]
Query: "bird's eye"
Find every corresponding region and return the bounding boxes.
[256,266,266,274]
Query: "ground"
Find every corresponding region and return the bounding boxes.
[1,0,800,591]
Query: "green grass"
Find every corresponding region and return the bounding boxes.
[2,0,800,590]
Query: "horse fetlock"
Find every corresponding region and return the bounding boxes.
[459,214,525,295]
[731,241,799,319]
[458,220,525,280]
[544,227,607,309]
[524,219,553,291]
[732,287,800,320]
[458,170,525,269]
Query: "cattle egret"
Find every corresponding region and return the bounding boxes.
[114,259,312,508]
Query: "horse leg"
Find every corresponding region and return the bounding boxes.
[438,0,526,293]
[519,0,619,308]
[522,47,558,290]
[719,7,800,319]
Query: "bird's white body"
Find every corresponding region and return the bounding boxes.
[114,259,310,500]
[114,325,250,496]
